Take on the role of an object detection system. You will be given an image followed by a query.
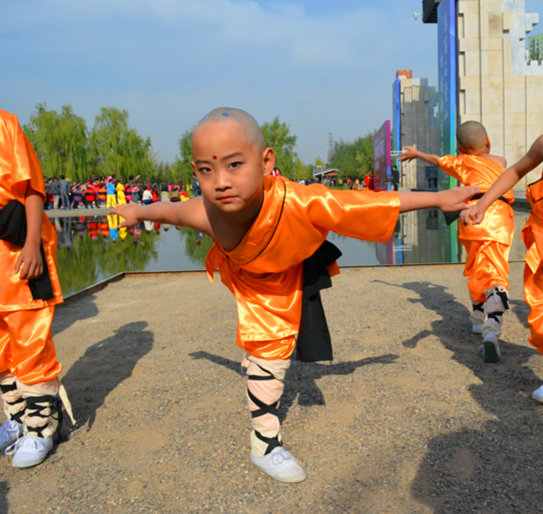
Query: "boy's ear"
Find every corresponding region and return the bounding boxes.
[190,161,197,173]
[262,147,276,175]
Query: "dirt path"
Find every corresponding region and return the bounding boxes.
[0,263,541,513]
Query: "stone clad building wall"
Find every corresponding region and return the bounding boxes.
[396,71,439,190]
[457,0,543,186]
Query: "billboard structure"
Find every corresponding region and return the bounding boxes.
[437,0,458,261]
[372,120,391,192]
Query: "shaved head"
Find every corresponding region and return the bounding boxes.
[194,107,265,153]
[457,121,488,151]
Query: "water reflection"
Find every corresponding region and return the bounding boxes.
[50,208,530,296]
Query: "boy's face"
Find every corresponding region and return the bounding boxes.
[191,120,274,215]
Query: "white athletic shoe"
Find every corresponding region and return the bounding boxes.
[532,384,543,403]
[482,332,501,363]
[250,446,307,483]
[6,435,53,468]
[472,323,484,334]
[0,420,23,452]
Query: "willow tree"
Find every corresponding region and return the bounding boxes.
[175,127,195,186]
[89,107,156,181]
[329,132,375,180]
[24,103,89,181]
[261,117,298,178]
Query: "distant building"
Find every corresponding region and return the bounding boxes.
[529,34,543,61]
[424,0,543,187]
[392,70,439,190]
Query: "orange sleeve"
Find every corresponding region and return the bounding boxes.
[437,155,463,183]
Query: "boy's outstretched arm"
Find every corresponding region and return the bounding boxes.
[461,134,543,225]
[399,146,440,166]
[398,186,479,213]
[111,197,210,234]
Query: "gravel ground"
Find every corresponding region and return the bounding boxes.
[0,262,541,513]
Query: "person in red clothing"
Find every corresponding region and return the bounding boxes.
[112,107,477,483]
[400,121,514,363]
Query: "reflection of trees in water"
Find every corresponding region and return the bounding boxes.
[178,226,214,265]
[56,218,160,295]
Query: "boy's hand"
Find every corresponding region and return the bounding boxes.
[460,204,485,225]
[399,147,418,162]
[110,204,139,228]
[15,242,43,280]
[436,185,480,212]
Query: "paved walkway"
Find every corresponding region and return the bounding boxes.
[0,263,541,512]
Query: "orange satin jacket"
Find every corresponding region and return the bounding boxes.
[205,175,400,359]
[524,176,543,276]
[438,154,515,245]
[0,110,63,311]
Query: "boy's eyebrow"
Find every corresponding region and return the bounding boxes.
[194,152,244,165]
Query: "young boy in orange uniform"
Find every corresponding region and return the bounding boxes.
[462,134,543,402]
[0,109,67,468]
[112,107,478,483]
[400,121,515,363]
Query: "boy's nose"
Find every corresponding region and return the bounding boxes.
[214,168,230,189]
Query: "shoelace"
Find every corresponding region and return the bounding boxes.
[271,448,292,465]
[4,435,45,456]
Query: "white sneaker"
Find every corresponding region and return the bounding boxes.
[482,332,501,363]
[5,435,53,468]
[532,384,543,403]
[472,323,484,334]
[250,446,307,483]
[0,420,23,452]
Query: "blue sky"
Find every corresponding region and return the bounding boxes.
[2,0,542,165]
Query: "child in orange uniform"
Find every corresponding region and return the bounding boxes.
[0,109,69,468]
[400,121,515,363]
[112,107,478,483]
[462,134,543,402]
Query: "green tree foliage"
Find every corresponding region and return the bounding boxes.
[329,132,375,180]
[176,128,195,186]
[261,117,298,177]
[291,158,312,181]
[89,107,155,181]
[24,103,89,181]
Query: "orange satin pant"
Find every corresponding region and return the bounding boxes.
[461,239,511,303]
[0,306,62,384]
[524,262,543,354]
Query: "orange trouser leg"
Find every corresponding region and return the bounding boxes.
[524,262,543,354]
[0,307,62,385]
[462,239,511,304]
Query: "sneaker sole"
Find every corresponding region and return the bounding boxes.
[483,340,500,363]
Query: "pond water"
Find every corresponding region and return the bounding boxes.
[50,208,531,297]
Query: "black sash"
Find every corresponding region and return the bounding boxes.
[0,200,54,300]
[443,193,510,225]
[296,240,342,362]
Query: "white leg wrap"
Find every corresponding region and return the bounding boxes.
[484,285,509,314]
[482,317,502,339]
[470,309,486,325]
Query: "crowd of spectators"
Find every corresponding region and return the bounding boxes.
[44,175,192,210]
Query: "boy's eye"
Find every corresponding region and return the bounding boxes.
[229,161,242,169]
[198,166,211,174]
